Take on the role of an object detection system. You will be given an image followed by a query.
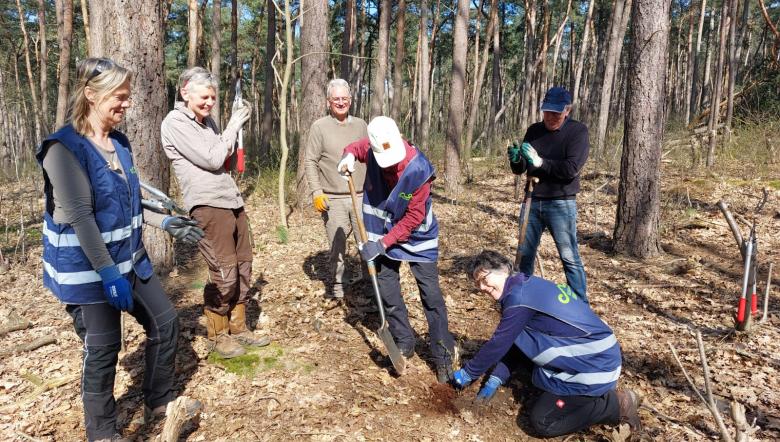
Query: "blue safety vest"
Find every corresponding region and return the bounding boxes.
[362,146,438,262]
[36,124,153,304]
[503,276,622,396]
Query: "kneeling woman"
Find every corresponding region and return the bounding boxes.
[451,250,641,438]
[37,58,203,441]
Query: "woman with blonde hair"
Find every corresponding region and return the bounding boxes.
[36,57,203,442]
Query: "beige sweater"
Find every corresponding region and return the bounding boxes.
[161,103,243,211]
[304,115,368,197]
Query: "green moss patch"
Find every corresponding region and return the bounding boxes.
[207,343,287,377]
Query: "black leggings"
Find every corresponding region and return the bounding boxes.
[529,389,620,437]
[66,272,178,441]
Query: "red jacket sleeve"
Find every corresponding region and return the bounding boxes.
[343,137,371,163]
[382,179,431,247]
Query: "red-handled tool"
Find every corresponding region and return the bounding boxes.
[224,77,245,173]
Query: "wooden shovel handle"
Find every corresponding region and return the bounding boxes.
[347,175,369,244]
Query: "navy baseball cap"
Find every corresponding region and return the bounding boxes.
[540,87,572,113]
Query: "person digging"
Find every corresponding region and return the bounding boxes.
[338,116,456,383]
[451,250,642,438]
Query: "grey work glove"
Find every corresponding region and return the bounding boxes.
[162,216,205,244]
[225,99,252,134]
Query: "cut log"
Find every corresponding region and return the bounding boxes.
[156,396,203,442]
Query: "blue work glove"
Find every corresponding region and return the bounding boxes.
[451,369,474,389]
[98,265,133,311]
[521,142,543,168]
[359,240,385,262]
[476,375,503,403]
[507,141,522,163]
[162,216,205,244]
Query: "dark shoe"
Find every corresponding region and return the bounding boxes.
[435,364,454,383]
[400,346,415,358]
[617,389,643,432]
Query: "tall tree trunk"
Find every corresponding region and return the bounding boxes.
[276,0,294,230]
[444,0,468,198]
[706,0,730,167]
[87,0,171,268]
[390,0,406,121]
[689,0,707,122]
[15,0,43,146]
[520,0,537,130]
[573,0,595,109]
[684,0,696,124]
[724,0,737,138]
[80,0,91,55]
[296,0,328,206]
[210,0,222,124]
[260,0,275,158]
[418,0,431,150]
[38,0,49,131]
[700,5,715,112]
[54,0,73,129]
[487,0,502,152]
[613,0,670,258]
[594,0,631,156]
[340,0,355,80]
[187,0,199,66]
[229,0,239,109]
[463,0,497,162]
[371,0,390,118]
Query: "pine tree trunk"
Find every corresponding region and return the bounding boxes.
[210,0,222,124]
[80,0,91,55]
[706,0,730,167]
[418,0,431,150]
[296,0,328,206]
[520,0,536,131]
[260,0,275,158]
[594,0,631,156]
[340,0,355,80]
[444,0,469,198]
[187,0,199,66]
[38,0,49,132]
[277,0,294,230]
[487,0,502,153]
[54,0,73,130]
[87,0,171,268]
[724,0,737,137]
[371,0,390,118]
[613,0,670,259]
[229,0,238,108]
[15,0,43,146]
[390,0,406,122]
[572,0,595,109]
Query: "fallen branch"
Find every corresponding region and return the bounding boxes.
[21,373,79,404]
[0,336,56,357]
[730,400,758,442]
[669,331,733,442]
[0,315,30,337]
[761,262,773,323]
[156,396,203,442]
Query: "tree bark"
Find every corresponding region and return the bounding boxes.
[340,0,355,80]
[573,0,595,109]
[228,0,239,109]
[444,0,469,198]
[724,0,738,137]
[594,0,631,155]
[613,0,670,259]
[187,0,199,66]
[487,0,502,152]
[38,0,49,132]
[210,0,222,124]
[79,0,91,55]
[390,0,406,122]
[260,0,275,159]
[371,0,390,118]
[276,0,294,230]
[54,0,73,129]
[296,0,328,206]
[706,0,730,167]
[87,0,172,269]
[417,0,431,150]
[15,0,43,146]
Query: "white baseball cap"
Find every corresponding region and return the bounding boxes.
[368,116,406,168]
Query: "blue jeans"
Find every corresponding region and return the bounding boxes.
[518,199,588,302]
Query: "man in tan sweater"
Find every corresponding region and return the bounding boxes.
[304,79,368,299]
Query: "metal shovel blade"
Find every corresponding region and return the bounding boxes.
[377,323,406,375]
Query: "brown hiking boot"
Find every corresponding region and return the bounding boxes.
[205,310,246,359]
[229,304,271,347]
[616,389,643,432]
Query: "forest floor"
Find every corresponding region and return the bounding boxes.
[1,154,779,442]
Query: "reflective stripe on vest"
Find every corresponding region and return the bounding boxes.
[539,365,622,386]
[532,334,618,366]
[42,214,143,247]
[43,259,134,285]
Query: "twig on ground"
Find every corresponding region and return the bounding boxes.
[0,336,57,357]
[761,262,773,323]
[15,432,44,442]
[21,373,79,404]
[0,315,30,337]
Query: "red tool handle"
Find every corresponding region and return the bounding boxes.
[236,148,245,173]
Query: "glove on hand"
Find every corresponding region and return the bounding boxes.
[232,98,251,116]
[507,141,523,163]
[162,216,205,244]
[313,194,330,213]
[98,265,133,311]
[476,375,503,403]
[521,142,543,168]
[359,240,385,262]
[225,100,252,134]
[337,153,356,180]
[451,369,474,389]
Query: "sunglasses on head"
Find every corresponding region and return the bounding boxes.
[87,58,114,83]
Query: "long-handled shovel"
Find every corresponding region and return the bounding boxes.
[347,175,406,375]
[514,176,539,271]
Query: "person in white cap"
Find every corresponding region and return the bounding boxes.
[338,116,456,383]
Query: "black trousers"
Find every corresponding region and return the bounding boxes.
[374,256,454,366]
[529,389,621,437]
[66,273,178,441]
